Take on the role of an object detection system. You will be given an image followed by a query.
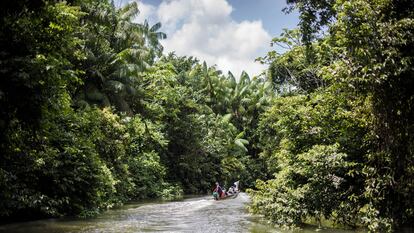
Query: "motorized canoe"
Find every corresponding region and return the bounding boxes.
[213,181,240,200]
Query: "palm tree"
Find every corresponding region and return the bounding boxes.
[140,20,167,63]
[75,1,154,113]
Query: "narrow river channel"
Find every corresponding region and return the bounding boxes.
[0,193,367,233]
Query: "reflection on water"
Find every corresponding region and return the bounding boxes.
[0,193,369,233]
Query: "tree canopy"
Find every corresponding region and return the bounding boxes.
[0,0,413,232]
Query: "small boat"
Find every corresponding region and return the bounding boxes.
[213,181,240,200]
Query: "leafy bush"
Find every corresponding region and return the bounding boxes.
[249,89,371,228]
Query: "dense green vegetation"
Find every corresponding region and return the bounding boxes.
[249,0,414,232]
[0,0,269,220]
[0,0,413,232]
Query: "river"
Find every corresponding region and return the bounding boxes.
[0,193,368,233]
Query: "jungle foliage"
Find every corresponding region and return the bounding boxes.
[0,0,413,232]
[0,0,270,220]
[249,0,414,232]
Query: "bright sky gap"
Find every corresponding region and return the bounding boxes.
[115,0,299,77]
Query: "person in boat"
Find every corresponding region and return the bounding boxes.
[221,186,227,198]
[233,181,240,192]
[227,185,235,195]
[213,182,224,200]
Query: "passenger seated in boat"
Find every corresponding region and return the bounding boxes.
[227,185,235,195]
[221,187,227,198]
[213,182,224,199]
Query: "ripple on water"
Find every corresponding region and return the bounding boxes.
[0,193,388,233]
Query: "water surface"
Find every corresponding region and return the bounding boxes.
[0,193,370,233]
